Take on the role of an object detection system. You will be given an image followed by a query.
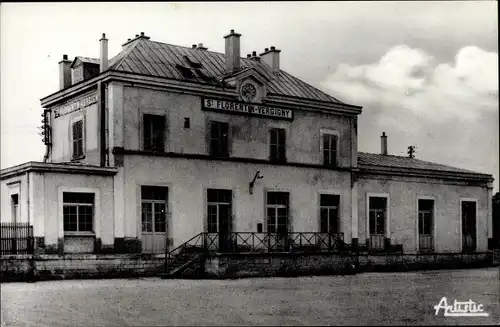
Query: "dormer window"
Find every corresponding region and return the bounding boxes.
[184,55,202,69]
[70,57,100,84]
[176,64,195,79]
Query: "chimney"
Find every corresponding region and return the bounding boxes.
[224,29,241,73]
[58,54,72,90]
[100,33,108,72]
[381,132,388,155]
[192,44,197,49]
[249,51,260,62]
[196,43,208,50]
[260,45,281,74]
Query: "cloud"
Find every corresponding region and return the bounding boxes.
[323,45,499,189]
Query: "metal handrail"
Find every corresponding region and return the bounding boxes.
[226,232,346,253]
[164,231,356,275]
[164,232,206,273]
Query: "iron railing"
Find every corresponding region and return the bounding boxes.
[164,232,348,274]
[164,233,207,274]
[221,232,346,253]
[1,223,34,255]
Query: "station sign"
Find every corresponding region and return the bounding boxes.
[202,98,293,120]
[54,94,98,118]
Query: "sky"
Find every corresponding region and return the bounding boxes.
[1,2,498,191]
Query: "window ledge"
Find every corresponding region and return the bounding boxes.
[64,231,95,237]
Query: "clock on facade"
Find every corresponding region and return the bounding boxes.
[240,83,257,102]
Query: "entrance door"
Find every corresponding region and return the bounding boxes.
[418,199,434,252]
[462,201,477,252]
[207,189,232,252]
[368,197,387,250]
[141,186,168,253]
[266,192,289,251]
[320,194,340,250]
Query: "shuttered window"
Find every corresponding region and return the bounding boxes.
[270,128,286,162]
[144,114,165,151]
[72,120,84,159]
[210,121,229,157]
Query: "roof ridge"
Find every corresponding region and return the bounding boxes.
[77,55,99,60]
[109,38,143,71]
[148,39,229,57]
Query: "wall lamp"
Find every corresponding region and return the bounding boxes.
[249,171,264,195]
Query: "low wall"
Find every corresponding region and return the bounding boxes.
[358,252,493,272]
[1,251,496,282]
[203,252,355,278]
[0,254,164,282]
[202,252,496,279]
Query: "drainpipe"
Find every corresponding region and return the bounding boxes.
[26,171,30,226]
[98,81,107,167]
[99,33,108,167]
[42,144,50,163]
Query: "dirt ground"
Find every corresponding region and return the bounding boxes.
[1,267,499,326]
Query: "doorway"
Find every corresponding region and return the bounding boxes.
[207,189,232,251]
[266,191,290,251]
[141,186,168,253]
[462,201,477,252]
[368,197,387,250]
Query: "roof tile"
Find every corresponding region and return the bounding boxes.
[358,152,484,175]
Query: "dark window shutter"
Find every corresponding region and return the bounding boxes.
[153,116,165,151]
[144,115,152,150]
[279,129,286,161]
[221,122,229,156]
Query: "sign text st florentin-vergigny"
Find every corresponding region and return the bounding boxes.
[203,98,293,120]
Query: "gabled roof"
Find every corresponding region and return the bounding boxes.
[358,152,492,179]
[106,38,343,104]
[70,56,100,68]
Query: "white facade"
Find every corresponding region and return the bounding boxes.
[1,30,494,255]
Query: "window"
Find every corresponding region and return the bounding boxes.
[320,194,340,233]
[207,189,232,234]
[184,117,190,129]
[210,121,229,157]
[418,200,433,235]
[322,133,338,166]
[270,128,286,162]
[184,55,203,69]
[176,64,196,79]
[63,192,94,233]
[72,120,84,159]
[141,186,168,233]
[11,194,19,223]
[369,197,386,235]
[266,192,289,234]
[143,114,165,151]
